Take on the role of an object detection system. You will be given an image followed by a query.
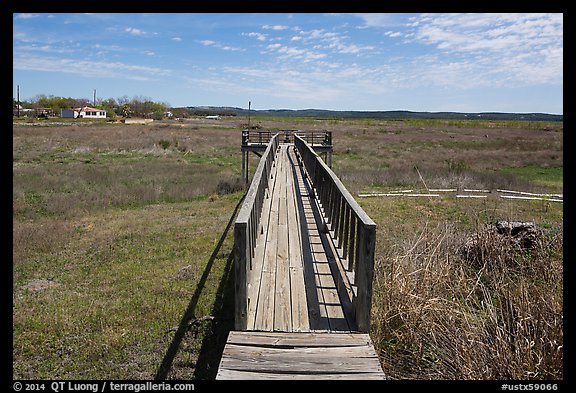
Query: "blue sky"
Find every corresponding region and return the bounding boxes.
[13,13,563,114]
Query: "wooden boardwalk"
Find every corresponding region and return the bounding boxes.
[219,134,384,380]
[217,331,384,380]
[246,144,352,332]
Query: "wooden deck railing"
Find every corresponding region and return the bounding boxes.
[234,133,280,330]
[242,129,332,147]
[294,134,377,332]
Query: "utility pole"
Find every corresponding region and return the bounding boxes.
[17,85,20,117]
[248,101,251,129]
[93,89,96,107]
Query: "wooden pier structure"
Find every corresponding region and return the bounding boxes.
[217,131,384,380]
[241,129,333,184]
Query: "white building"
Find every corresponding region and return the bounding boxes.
[61,106,107,119]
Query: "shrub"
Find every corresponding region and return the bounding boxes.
[215,177,245,195]
[158,140,171,149]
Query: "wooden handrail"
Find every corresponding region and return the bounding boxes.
[294,134,376,332]
[234,133,280,330]
[242,129,332,147]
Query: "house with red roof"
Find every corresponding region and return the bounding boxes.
[61,106,107,119]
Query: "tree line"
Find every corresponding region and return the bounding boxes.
[13,94,170,119]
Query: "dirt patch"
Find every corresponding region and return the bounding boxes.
[20,278,61,293]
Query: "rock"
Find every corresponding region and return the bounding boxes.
[494,220,536,236]
[462,220,542,268]
[494,220,540,249]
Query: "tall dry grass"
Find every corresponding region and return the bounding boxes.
[372,221,563,379]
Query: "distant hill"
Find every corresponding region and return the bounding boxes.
[182,106,563,122]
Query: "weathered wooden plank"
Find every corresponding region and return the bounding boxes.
[312,251,350,332]
[274,146,292,332]
[254,149,281,332]
[220,346,382,373]
[217,331,386,380]
[246,158,278,330]
[247,146,278,330]
[225,331,373,347]
[308,221,331,331]
[286,148,309,332]
[216,369,386,380]
[294,171,324,331]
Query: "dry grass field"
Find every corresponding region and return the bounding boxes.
[13,116,562,380]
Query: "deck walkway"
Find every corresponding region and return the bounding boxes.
[217,138,384,380]
[246,144,352,332]
[217,331,384,380]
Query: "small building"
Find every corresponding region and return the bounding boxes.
[13,105,34,116]
[35,107,55,118]
[61,106,107,119]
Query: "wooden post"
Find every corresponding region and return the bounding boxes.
[246,152,249,183]
[234,222,248,330]
[355,224,376,332]
[242,151,247,184]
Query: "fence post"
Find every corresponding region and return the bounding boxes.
[355,224,376,332]
[234,222,248,330]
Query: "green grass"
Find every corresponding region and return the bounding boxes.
[13,122,245,379]
[13,194,240,379]
[500,165,563,190]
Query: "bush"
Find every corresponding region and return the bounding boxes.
[215,177,245,195]
[158,140,171,149]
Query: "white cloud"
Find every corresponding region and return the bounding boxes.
[385,31,402,38]
[262,25,289,30]
[264,43,326,62]
[242,32,267,41]
[218,65,343,103]
[349,13,401,28]
[13,54,171,81]
[376,13,563,88]
[172,37,182,42]
[15,13,40,19]
[220,46,242,52]
[199,39,243,51]
[289,28,375,56]
[14,44,75,54]
[410,13,562,55]
[125,27,146,36]
[327,39,374,54]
